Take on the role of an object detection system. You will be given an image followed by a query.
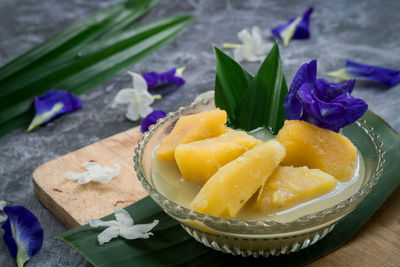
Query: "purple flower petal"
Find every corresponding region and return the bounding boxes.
[140,110,166,133]
[142,68,185,88]
[2,206,44,266]
[27,90,82,132]
[142,72,160,88]
[284,60,317,120]
[313,78,355,101]
[292,7,313,40]
[272,7,313,45]
[297,83,367,132]
[285,60,368,132]
[345,60,400,87]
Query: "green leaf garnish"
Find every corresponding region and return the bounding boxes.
[214,43,288,134]
[214,46,253,127]
[0,0,193,136]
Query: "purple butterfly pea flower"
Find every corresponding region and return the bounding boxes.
[328,60,400,87]
[142,68,185,88]
[272,7,313,46]
[284,60,368,132]
[2,206,44,267]
[140,110,167,133]
[27,90,82,132]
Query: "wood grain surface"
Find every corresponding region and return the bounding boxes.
[33,127,147,229]
[33,126,400,264]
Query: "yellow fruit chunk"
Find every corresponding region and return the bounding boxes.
[175,129,261,185]
[189,140,286,218]
[156,109,227,162]
[277,120,357,181]
[254,166,337,211]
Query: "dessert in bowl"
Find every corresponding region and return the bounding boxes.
[133,99,385,257]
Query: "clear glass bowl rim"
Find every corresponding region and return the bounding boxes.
[133,99,385,230]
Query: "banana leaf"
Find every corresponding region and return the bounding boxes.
[0,0,193,136]
[58,110,400,266]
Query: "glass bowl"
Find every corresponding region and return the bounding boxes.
[133,99,385,257]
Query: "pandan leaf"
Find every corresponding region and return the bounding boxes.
[250,43,288,134]
[0,0,193,136]
[0,0,159,87]
[58,110,400,266]
[214,44,287,133]
[213,47,253,127]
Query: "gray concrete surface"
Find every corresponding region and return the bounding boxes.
[0,0,399,266]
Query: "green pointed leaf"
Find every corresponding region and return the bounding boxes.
[235,43,288,134]
[0,11,193,136]
[255,43,288,134]
[235,78,267,131]
[213,46,253,127]
[0,0,159,85]
[58,111,400,266]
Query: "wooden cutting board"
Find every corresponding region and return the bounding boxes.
[32,126,400,265]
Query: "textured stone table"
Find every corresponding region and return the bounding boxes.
[0,0,399,266]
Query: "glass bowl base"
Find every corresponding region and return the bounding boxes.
[181,223,336,257]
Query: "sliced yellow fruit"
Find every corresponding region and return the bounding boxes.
[189,140,286,218]
[175,129,261,185]
[254,166,337,211]
[277,120,357,181]
[156,109,227,162]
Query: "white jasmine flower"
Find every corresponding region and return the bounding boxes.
[0,200,7,223]
[65,162,120,184]
[223,26,271,62]
[194,90,214,102]
[86,206,159,245]
[112,72,155,121]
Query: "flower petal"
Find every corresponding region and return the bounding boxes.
[27,90,82,132]
[329,60,400,87]
[138,104,153,119]
[175,67,186,77]
[128,71,148,91]
[140,110,166,133]
[160,68,185,85]
[227,26,269,62]
[119,220,159,240]
[292,7,313,40]
[142,72,160,87]
[284,60,317,120]
[285,60,368,132]
[65,162,120,184]
[112,89,136,107]
[2,206,43,267]
[114,207,133,227]
[272,7,313,46]
[143,68,185,88]
[314,78,355,101]
[125,102,140,121]
[97,226,120,245]
[233,47,246,62]
[297,79,367,132]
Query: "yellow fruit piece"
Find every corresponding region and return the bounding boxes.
[156,109,227,162]
[254,166,337,211]
[175,129,261,185]
[277,120,357,181]
[189,140,286,218]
